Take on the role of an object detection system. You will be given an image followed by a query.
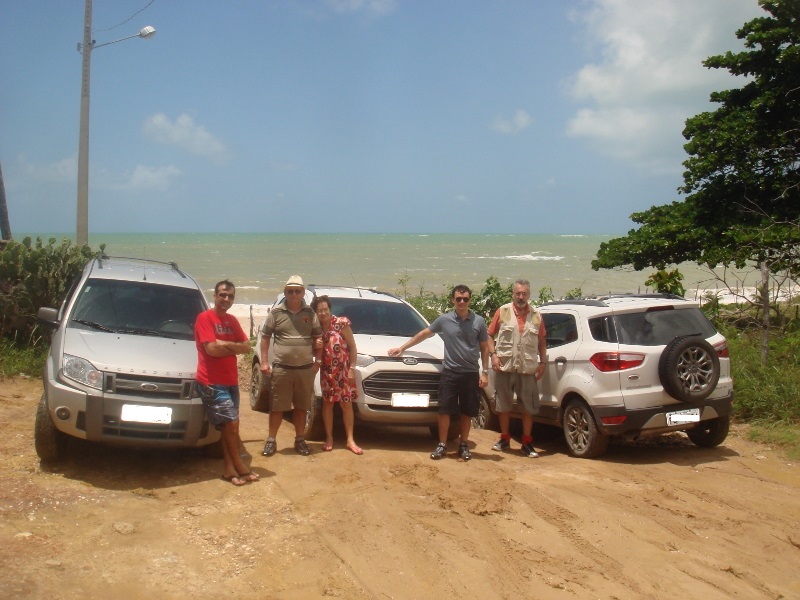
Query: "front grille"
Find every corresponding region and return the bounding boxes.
[103,373,195,399]
[362,371,441,401]
[102,415,189,440]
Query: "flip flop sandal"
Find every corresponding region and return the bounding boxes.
[222,474,246,486]
[237,471,260,482]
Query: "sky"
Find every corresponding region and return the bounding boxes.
[0,0,766,236]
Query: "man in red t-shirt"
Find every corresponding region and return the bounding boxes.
[195,280,256,486]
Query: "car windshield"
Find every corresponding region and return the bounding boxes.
[328,298,428,337]
[68,278,206,340]
[614,307,717,346]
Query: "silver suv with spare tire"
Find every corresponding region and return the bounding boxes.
[475,294,734,458]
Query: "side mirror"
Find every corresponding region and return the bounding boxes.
[37,307,60,329]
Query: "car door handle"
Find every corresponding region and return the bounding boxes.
[555,357,567,366]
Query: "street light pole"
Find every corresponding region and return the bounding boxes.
[75,0,156,246]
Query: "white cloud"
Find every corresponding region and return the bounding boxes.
[17,155,76,184]
[108,165,183,192]
[324,0,396,15]
[491,109,533,135]
[143,113,231,164]
[565,0,763,173]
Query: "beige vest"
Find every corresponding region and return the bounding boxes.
[494,303,541,375]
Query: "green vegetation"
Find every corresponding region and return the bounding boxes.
[1,237,100,348]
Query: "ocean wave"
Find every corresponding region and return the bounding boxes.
[485,254,564,261]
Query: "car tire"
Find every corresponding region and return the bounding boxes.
[35,394,66,462]
[303,396,326,441]
[658,336,720,403]
[250,361,272,412]
[563,399,609,459]
[686,415,730,448]
[471,391,500,432]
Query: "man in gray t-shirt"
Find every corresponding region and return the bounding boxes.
[260,275,322,457]
[389,284,489,461]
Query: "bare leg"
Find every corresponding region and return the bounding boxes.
[292,408,308,438]
[499,412,511,437]
[322,402,335,449]
[268,410,283,439]
[437,413,451,444]
[341,402,361,453]
[222,421,252,483]
[522,414,534,439]
[459,414,471,443]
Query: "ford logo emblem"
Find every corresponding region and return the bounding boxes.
[402,357,418,366]
[141,383,159,391]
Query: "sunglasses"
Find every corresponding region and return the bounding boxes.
[454,297,470,303]
[285,288,304,295]
[217,292,235,299]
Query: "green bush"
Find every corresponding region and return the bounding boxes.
[0,338,47,378]
[722,324,800,423]
[0,237,100,348]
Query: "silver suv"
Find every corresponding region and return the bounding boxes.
[35,256,217,461]
[250,285,445,439]
[475,294,734,458]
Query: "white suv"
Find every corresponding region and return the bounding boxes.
[475,294,734,458]
[250,286,445,439]
[36,256,217,461]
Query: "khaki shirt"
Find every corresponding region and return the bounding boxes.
[262,301,322,366]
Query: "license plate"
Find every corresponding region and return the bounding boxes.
[391,393,430,408]
[121,404,172,424]
[666,408,700,426]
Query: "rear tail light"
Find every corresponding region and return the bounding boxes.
[590,352,645,372]
[714,341,729,358]
[601,415,627,425]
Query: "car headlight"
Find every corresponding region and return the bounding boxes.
[356,354,375,368]
[63,354,103,389]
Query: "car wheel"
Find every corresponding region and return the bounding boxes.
[250,361,272,412]
[563,399,609,459]
[303,396,326,441]
[471,391,500,432]
[35,394,66,462]
[659,336,720,403]
[686,415,730,447]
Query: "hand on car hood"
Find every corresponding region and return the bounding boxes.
[353,334,443,359]
[63,329,197,378]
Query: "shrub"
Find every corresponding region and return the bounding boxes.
[0,237,100,348]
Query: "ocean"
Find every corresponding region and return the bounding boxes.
[30,232,733,306]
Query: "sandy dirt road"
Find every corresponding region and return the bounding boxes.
[1,372,799,600]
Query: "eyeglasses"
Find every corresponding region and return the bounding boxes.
[285,289,304,295]
[217,292,235,299]
[454,297,470,303]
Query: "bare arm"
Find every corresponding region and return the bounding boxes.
[260,335,272,374]
[342,324,358,381]
[478,340,489,388]
[205,339,250,357]
[387,328,434,356]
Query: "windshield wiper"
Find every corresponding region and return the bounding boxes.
[72,319,115,333]
[116,327,162,337]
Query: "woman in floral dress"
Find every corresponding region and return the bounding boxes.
[311,295,362,454]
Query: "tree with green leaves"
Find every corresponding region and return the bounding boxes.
[593,0,800,283]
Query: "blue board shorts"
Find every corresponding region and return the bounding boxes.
[196,383,240,430]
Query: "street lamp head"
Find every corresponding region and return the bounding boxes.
[138,26,156,39]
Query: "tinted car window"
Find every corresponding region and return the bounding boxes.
[589,316,617,343]
[69,279,206,339]
[330,298,428,337]
[543,313,578,349]
[615,308,717,346]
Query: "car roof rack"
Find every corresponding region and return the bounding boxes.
[94,254,187,278]
[541,293,688,308]
[307,284,402,301]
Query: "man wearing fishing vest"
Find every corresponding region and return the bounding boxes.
[486,279,547,458]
